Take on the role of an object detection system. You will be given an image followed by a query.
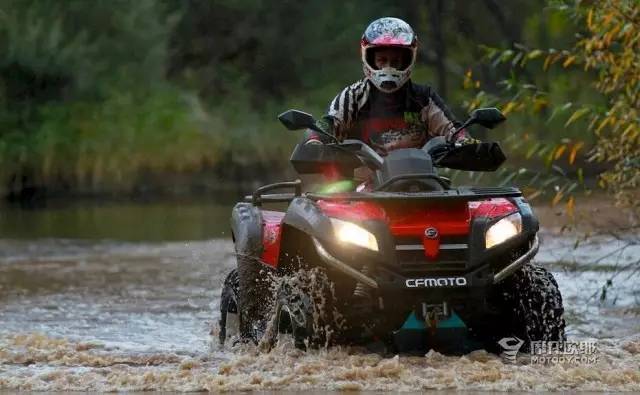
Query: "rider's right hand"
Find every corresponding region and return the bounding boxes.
[303,116,335,145]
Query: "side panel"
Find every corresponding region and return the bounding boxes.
[260,211,285,268]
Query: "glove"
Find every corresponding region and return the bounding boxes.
[304,116,336,145]
[454,136,481,146]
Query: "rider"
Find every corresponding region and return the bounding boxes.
[304,17,467,165]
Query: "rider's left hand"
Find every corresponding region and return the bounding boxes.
[455,136,481,147]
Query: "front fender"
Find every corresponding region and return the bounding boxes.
[282,197,334,245]
[230,202,263,256]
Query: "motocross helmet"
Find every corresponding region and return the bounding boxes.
[361,17,417,93]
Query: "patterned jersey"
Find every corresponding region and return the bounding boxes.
[305,79,461,154]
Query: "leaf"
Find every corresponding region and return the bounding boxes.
[499,170,519,187]
[595,117,611,134]
[501,101,517,115]
[621,124,635,139]
[569,142,585,164]
[554,144,567,160]
[563,55,576,68]
[566,196,575,218]
[512,51,524,67]
[552,164,567,177]
[577,168,584,184]
[527,49,544,59]
[527,189,543,201]
[565,108,590,127]
[544,55,553,71]
[551,191,564,206]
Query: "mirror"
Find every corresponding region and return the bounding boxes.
[278,110,317,130]
[468,108,506,129]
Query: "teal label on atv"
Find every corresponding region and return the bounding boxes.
[401,311,467,330]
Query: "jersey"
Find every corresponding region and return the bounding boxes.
[305,79,461,154]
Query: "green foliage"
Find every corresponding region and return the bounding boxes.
[0,0,635,199]
[469,0,639,215]
[0,86,222,195]
[0,0,208,195]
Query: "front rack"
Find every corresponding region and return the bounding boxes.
[246,179,302,206]
[245,181,522,206]
[306,186,522,202]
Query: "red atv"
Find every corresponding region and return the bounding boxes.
[219,108,565,353]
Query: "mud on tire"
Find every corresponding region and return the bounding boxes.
[265,268,342,350]
[218,269,244,345]
[236,255,273,342]
[496,263,566,350]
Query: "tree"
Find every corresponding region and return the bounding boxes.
[466,0,639,217]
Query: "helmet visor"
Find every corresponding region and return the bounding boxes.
[365,46,414,71]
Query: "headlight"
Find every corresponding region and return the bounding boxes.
[485,212,522,249]
[330,218,379,251]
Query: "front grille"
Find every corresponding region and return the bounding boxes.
[394,235,468,272]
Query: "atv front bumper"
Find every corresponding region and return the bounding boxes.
[311,234,539,297]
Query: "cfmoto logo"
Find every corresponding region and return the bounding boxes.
[405,277,467,288]
[424,227,438,239]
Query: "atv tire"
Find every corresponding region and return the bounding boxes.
[268,269,340,350]
[479,262,566,351]
[236,254,272,343]
[218,269,247,345]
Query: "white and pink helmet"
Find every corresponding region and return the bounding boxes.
[361,17,418,93]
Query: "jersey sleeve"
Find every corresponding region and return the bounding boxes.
[420,89,461,141]
[326,79,370,141]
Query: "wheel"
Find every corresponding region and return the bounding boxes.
[501,263,566,343]
[474,262,566,352]
[218,269,246,346]
[236,254,272,343]
[265,268,341,350]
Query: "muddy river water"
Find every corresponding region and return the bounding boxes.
[0,201,638,391]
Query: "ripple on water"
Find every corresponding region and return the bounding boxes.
[0,236,639,391]
[1,333,640,392]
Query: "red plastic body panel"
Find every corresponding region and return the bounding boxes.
[317,200,387,222]
[468,198,518,219]
[257,197,518,267]
[387,202,469,261]
[260,210,285,268]
[386,202,470,237]
[423,236,440,260]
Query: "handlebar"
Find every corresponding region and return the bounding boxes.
[339,139,384,169]
[322,138,452,170]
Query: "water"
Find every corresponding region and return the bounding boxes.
[0,201,639,391]
[0,198,234,241]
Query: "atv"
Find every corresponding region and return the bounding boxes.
[218,107,565,354]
